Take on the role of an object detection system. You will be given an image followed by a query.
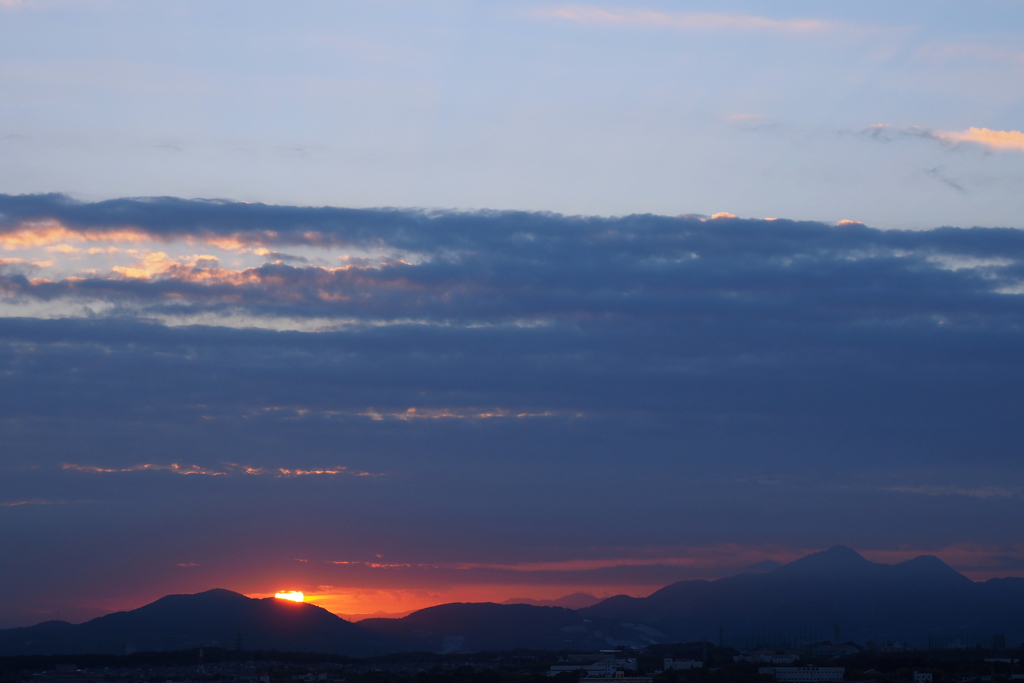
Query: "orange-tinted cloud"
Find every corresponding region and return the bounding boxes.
[863,123,1024,153]
[0,221,150,250]
[0,220,275,253]
[934,127,1024,152]
[63,462,228,476]
[111,251,177,279]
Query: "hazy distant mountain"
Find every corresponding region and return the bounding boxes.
[581,546,1024,647]
[339,610,416,622]
[357,602,665,653]
[502,593,602,609]
[0,589,387,657]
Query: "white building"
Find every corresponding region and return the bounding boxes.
[758,667,844,682]
[664,659,703,671]
[548,658,639,678]
[736,654,800,665]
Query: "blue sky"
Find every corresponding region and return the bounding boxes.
[2,1,1023,227]
[1,1,1024,628]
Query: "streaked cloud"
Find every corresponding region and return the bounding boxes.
[0,499,78,507]
[62,462,379,477]
[863,124,1024,153]
[359,407,570,421]
[534,6,831,33]
[885,485,1018,499]
[320,543,798,574]
[451,545,799,573]
[329,560,440,570]
[914,43,1024,66]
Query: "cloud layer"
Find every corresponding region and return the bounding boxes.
[2,194,1024,626]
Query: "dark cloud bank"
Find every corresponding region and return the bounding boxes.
[1,194,1023,626]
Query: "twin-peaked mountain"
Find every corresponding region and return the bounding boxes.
[3,547,1023,655]
[580,546,1024,645]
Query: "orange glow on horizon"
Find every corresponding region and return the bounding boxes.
[293,585,658,620]
[274,591,305,602]
[222,545,1024,624]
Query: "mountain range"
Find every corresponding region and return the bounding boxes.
[3,547,1022,656]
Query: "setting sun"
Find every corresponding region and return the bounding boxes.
[274,591,305,602]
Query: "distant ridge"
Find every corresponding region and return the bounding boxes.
[338,610,416,622]
[356,602,663,652]
[501,593,601,609]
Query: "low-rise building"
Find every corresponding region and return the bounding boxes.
[735,652,800,665]
[664,659,703,671]
[758,667,844,682]
[548,658,639,678]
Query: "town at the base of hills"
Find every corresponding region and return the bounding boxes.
[6,638,1023,683]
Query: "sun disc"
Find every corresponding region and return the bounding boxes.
[274,591,305,602]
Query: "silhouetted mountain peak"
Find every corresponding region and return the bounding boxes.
[824,544,866,559]
[899,554,949,569]
[122,587,252,619]
[772,545,872,578]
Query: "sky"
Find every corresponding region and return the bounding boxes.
[1,0,1024,628]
